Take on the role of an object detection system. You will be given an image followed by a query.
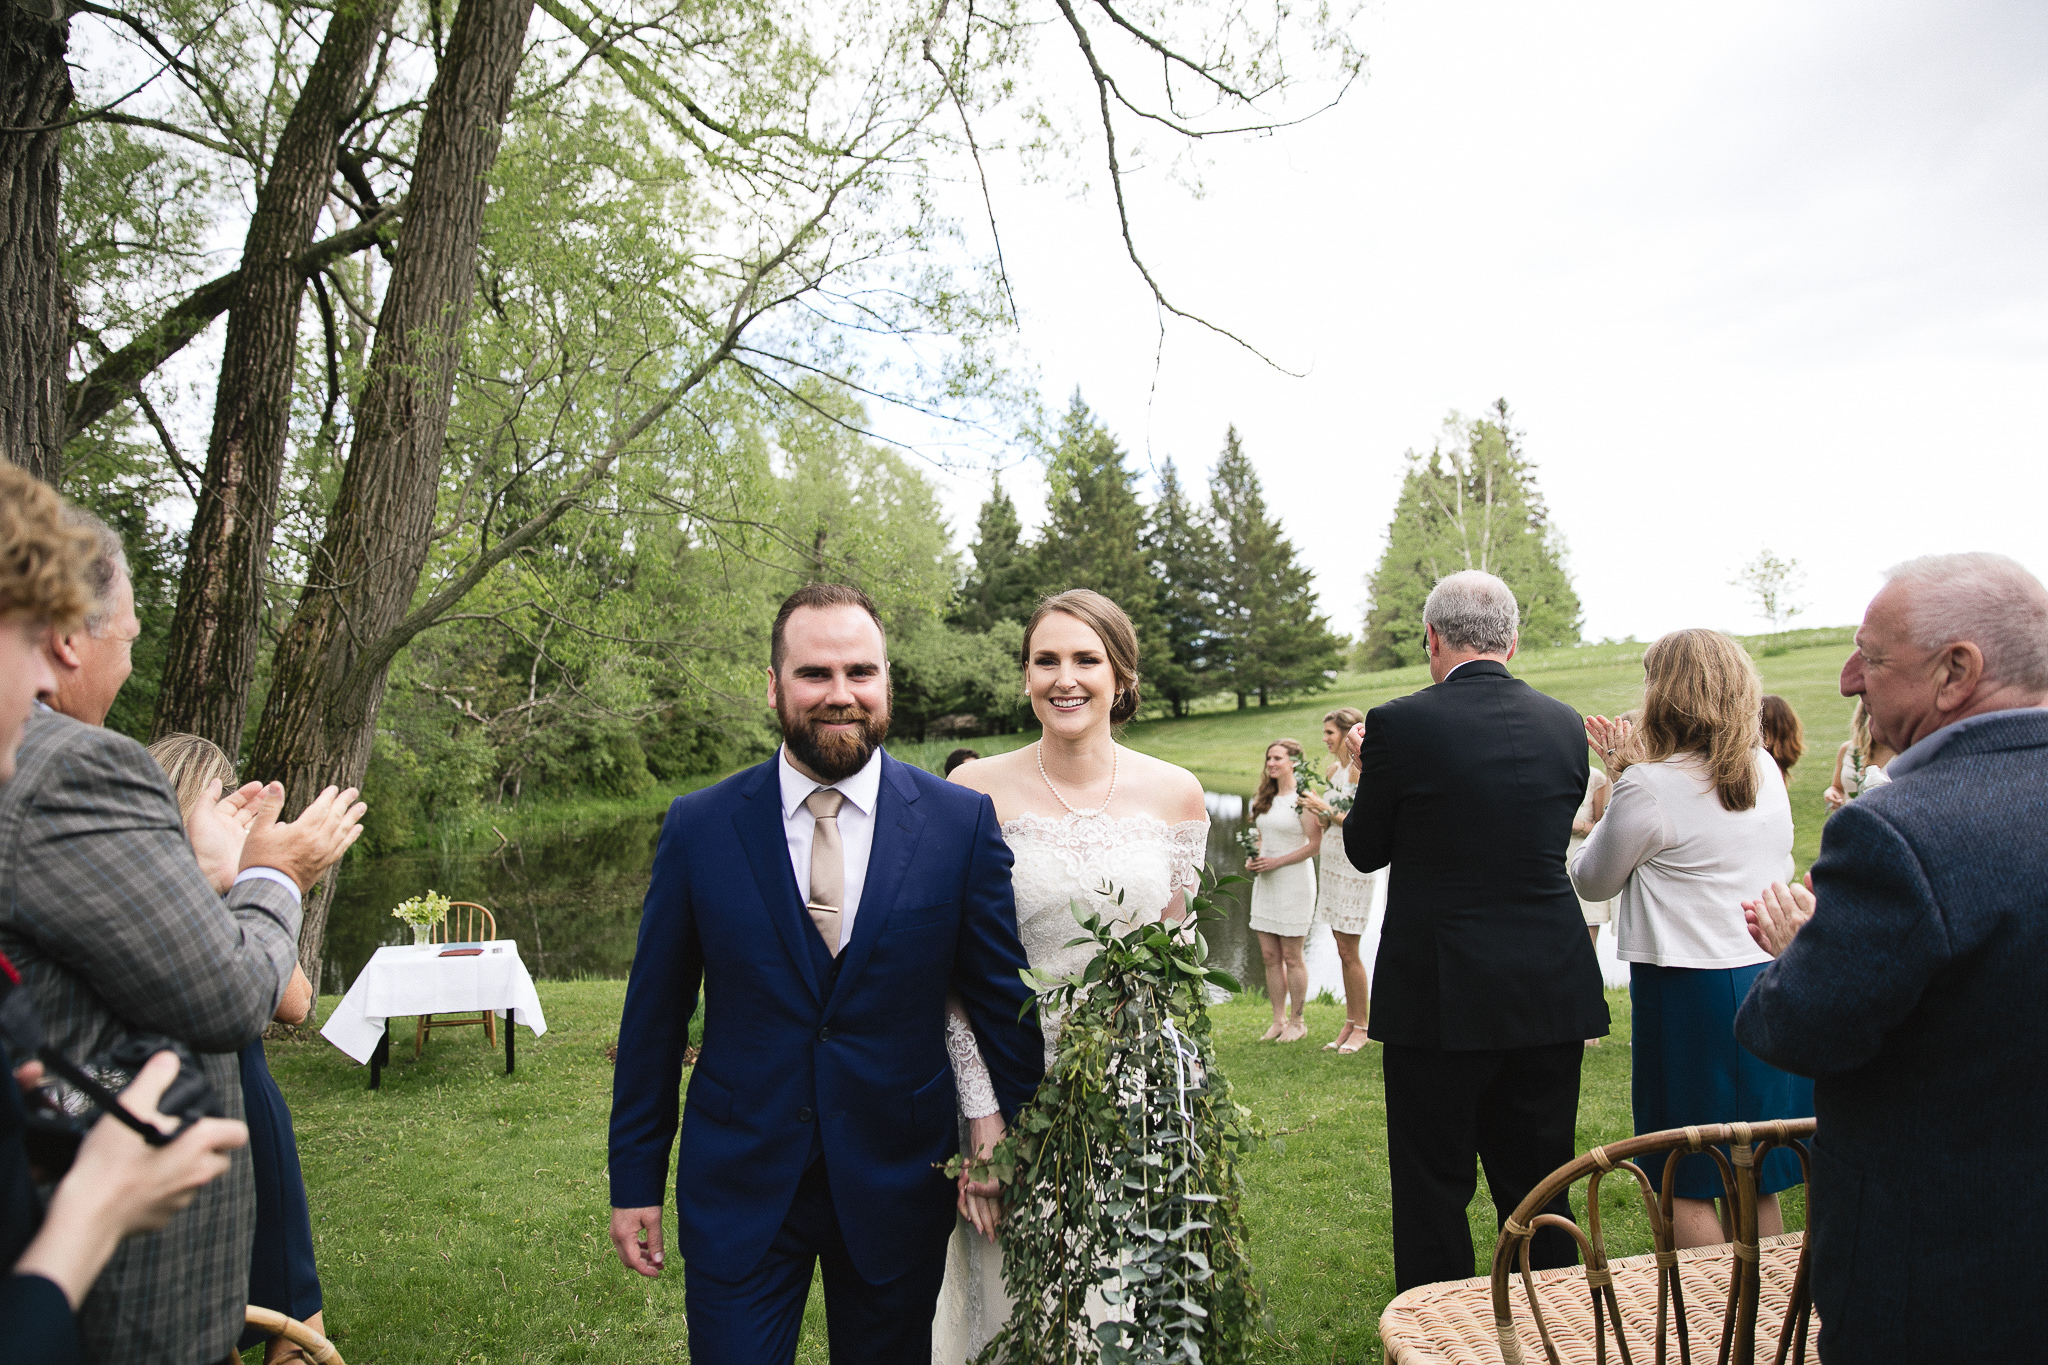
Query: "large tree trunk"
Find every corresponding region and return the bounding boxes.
[0,2,71,485]
[152,0,396,754]
[247,0,534,993]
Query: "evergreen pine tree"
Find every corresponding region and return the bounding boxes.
[1207,426,1344,708]
[1145,458,1220,717]
[1361,399,1582,669]
[951,475,1035,631]
[1030,393,1167,705]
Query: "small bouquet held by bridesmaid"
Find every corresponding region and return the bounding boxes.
[1233,824,1261,864]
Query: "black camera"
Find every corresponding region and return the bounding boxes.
[0,964,225,1182]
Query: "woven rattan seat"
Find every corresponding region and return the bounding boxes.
[1381,1119,1817,1365]
[1382,1233,1808,1364]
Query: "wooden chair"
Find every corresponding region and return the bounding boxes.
[414,901,499,1057]
[1381,1119,1817,1365]
[244,1306,347,1363]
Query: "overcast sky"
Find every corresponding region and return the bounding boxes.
[922,0,2048,643]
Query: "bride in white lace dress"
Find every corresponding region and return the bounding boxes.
[932,589,1209,1365]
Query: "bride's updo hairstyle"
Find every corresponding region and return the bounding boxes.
[1631,627,1763,812]
[1022,588,1142,725]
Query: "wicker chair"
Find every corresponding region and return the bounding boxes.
[1381,1119,1817,1365]
[414,900,499,1057]
[244,1306,347,1363]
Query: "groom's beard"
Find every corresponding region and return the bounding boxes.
[779,697,890,782]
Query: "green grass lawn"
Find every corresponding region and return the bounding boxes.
[266,982,1801,1364]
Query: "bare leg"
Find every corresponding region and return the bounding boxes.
[1672,1197,1727,1249]
[1332,930,1369,1029]
[1257,932,1287,1040]
[1279,935,1309,1040]
[1755,1192,1784,1238]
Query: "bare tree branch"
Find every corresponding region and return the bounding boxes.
[64,203,402,439]
[1050,0,1303,375]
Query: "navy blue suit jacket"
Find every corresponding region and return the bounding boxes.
[608,752,1042,1284]
[1736,708,2048,1361]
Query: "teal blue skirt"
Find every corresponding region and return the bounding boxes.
[1630,962,1813,1200]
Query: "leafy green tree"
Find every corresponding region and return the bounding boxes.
[1145,458,1219,717]
[1361,400,1582,670]
[1208,426,1342,708]
[890,618,1027,740]
[951,476,1035,632]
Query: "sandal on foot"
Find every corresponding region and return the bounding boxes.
[1323,1022,1358,1051]
[1337,1025,1371,1054]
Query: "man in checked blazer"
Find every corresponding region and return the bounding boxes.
[0,512,363,1365]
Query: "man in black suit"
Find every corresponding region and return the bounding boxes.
[1344,570,1608,1291]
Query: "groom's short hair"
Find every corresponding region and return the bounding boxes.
[1423,570,1520,655]
[771,582,887,672]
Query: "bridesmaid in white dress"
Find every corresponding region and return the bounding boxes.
[1246,739,1320,1043]
[934,588,1209,1364]
[1300,706,1383,1053]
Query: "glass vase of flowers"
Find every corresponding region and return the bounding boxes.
[392,890,452,948]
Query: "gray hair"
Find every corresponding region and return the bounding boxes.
[1423,570,1520,655]
[59,507,128,638]
[1882,552,2048,693]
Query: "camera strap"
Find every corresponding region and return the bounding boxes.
[32,1048,187,1147]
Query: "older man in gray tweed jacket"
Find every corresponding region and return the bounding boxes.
[0,513,362,1365]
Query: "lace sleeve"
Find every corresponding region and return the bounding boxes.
[945,993,1000,1120]
[1167,818,1210,895]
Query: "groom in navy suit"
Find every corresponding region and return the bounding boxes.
[608,583,1042,1364]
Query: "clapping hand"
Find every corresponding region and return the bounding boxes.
[1743,876,1816,958]
[239,783,368,893]
[184,779,269,893]
[1585,715,1632,769]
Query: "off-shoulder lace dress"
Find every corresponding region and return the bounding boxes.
[934,812,1207,1363]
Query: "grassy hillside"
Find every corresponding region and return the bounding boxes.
[433,628,1860,875]
[895,628,1859,874]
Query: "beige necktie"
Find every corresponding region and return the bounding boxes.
[804,788,846,957]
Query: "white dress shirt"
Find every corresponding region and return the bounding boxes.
[777,744,883,951]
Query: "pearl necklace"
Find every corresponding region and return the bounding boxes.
[1037,739,1117,818]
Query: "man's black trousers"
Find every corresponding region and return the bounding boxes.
[1382,1040,1585,1291]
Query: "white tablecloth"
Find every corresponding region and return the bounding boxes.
[321,940,548,1064]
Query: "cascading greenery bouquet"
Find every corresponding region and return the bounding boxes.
[955,868,1267,1365]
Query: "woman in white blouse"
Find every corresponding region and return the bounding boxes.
[1572,629,1812,1249]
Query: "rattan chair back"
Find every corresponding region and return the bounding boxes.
[245,1306,347,1363]
[1488,1118,1816,1365]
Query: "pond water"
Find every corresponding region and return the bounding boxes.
[324,790,1628,1000]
